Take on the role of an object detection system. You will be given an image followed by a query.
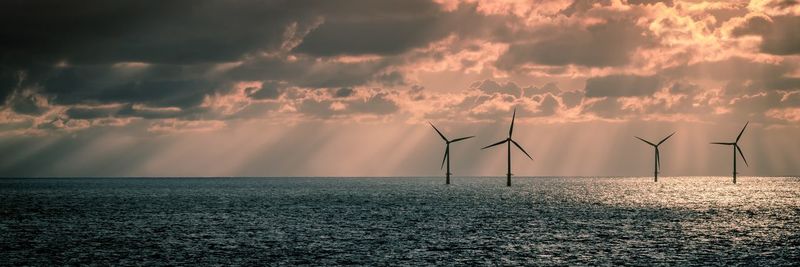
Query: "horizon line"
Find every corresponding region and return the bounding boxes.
[2,175,798,179]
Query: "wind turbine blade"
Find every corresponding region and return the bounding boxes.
[482,139,507,149]
[441,146,448,170]
[736,145,748,167]
[736,121,749,142]
[511,139,533,160]
[450,136,475,143]
[509,108,516,137]
[635,136,656,146]
[658,132,676,145]
[429,122,448,142]
[710,142,735,145]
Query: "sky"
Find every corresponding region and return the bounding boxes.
[1,0,799,177]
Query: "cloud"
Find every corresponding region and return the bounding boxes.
[293,1,514,57]
[471,79,522,97]
[496,19,655,69]
[40,64,223,108]
[296,89,400,118]
[119,105,188,119]
[0,0,303,66]
[8,90,50,115]
[584,75,662,97]
[1,0,437,110]
[65,105,121,120]
[0,68,22,104]
[227,55,398,88]
[581,97,621,118]
[1,0,799,138]
[294,12,446,56]
[535,93,560,117]
[334,87,355,98]
[628,0,673,6]
[349,91,400,114]
[732,15,800,55]
[561,90,584,108]
[523,82,562,96]
[247,81,286,100]
[765,107,800,122]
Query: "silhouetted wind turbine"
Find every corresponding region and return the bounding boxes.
[481,108,533,186]
[430,122,474,185]
[635,132,675,182]
[710,122,749,184]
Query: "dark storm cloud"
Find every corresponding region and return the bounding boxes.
[0,68,21,104]
[584,75,662,97]
[9,93,48,115]
[0,0,297,66]
[0,0,453,109]
[294,16,445,56]
[64,106,120,120]
[1,0,292,105]
[42,65,222,108]
[296,1,442,56]
[496,20,655,69]
[294,1,511,57]
[0,0,521,127]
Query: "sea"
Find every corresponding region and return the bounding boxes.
[1,176,798,266]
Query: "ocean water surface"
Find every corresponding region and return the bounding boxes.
[1,176,799,265]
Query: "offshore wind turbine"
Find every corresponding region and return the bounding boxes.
[482,108,533,187]
[429,122,474,185]
[635,132,676,182]
[710,122,749,184]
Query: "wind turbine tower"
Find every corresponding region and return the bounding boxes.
[429,122,474,185]
[635,132,675,182]
[710,122,750,184]
[482,108,533,186]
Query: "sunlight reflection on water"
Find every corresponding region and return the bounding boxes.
[1,177,798,265]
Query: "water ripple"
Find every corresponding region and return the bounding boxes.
[1,177,798,265]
